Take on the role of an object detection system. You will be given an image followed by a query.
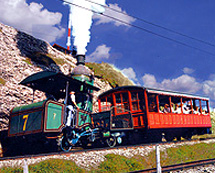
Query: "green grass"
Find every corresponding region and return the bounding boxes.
[1,142,214,173]
[27,52,67,67]
[23,58,32,65]
[0,159,85,173]
[0,78,6,85]
[161,142,215,166]
[211,112,215,134]
[29,159,85,173]
[0,167,23,173]
[92,154,144,173]
[86,62,134,87]
[53,57,67,66]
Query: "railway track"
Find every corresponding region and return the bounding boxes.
[131,158,215,173]
[1,136,215,160]
[0,137,214,170]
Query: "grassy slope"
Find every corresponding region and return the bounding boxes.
[1,142,215,173]
[86,62,134,88]
[210,112,215,134]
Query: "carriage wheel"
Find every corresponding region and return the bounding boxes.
[165,135,174,142]
[106,136,116,148]
[60,136,72,152]
[184,134,192,140]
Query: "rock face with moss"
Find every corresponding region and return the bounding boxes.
[0,22,132,130]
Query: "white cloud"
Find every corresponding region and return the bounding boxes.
[182,67,194,74]
[87,44,111,62]
[0,0,65,42]
[203,80,215,100]
[142,74,158,88]
[93,3,136,27]
[121,67,138,82]
[142,74,201,93]
[161,75,201,93]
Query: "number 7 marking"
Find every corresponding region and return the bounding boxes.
[23,115,29,131]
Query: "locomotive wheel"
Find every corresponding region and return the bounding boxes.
[81,138,89,149]
[106,136,116,148]
[60,136,72,152]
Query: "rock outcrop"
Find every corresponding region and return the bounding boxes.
[0,22,112,130]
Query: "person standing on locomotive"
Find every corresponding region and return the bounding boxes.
[66,91,78,127]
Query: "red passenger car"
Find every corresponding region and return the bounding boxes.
[95,86,212,144]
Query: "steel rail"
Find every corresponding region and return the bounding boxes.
[130,158,215,173]
[0,137,214,161]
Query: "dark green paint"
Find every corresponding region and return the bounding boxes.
[46,103,63,130]
[11,101,45,113]
[9,111,42,135]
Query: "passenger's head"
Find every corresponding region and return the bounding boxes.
[70,91,75,95]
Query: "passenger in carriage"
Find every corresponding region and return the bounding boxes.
[202,109,208,115]
[193,106,200,115]
[149,102,157,112]
[163,104,170,113]
[182,100,191,114]
[159,106,164,113]
[173,104,181,114]
[171,102,175,112]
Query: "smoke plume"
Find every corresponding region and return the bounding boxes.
[64,0,106,55]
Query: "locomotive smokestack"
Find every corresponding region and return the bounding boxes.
[71,54,93,83]
[76,54,85,65]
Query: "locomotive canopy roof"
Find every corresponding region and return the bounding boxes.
[98,86,209,101]
[20,71,100,99]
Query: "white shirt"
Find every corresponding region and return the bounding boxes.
[70,93,76,103]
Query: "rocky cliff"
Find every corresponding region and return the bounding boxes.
[0,22,115,130]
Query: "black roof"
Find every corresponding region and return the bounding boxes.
[20,71,100,99]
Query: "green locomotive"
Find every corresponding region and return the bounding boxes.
[4,55,113,155]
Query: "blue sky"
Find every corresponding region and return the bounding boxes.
[1,0,215,106]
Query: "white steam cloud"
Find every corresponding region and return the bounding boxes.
[64,0,106,55]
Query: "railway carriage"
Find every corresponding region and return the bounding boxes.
[94,86,212,144]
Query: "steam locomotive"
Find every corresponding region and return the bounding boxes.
[1,55,212,156]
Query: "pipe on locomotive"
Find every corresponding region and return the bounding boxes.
[66,27,71,50]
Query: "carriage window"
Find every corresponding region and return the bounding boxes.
[170,97,182,114]
[131,91,141,111]
[115,92,129,113]
[193,99,201,114]
[158,95,170,113]
[148,94,157,112]
[201,100,209,114]
[181,98,192,114]
[100,95,113,111]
